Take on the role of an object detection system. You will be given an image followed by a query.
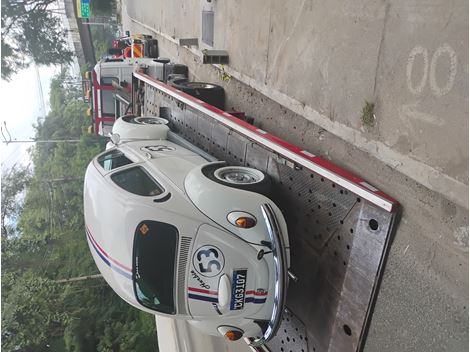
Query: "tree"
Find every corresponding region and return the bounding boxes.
[1,164,31,237]
[1,0,74,81]
[1,271,69,351]
[1,69,158,351]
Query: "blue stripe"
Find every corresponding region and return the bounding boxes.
[245,297,267,304]
[188,293,219,303]
[86,231,132,280]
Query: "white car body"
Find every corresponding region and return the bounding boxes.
[83,116,290,345]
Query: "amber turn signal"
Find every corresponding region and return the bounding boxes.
[225,330,244,341]
[235,217,256,228]
[227,211,257,229]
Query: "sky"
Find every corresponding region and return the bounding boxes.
[0,65,60,171]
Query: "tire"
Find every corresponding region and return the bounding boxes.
[154,57,171,64]
[122,115,169,125]
[210,165,271,195]
[114,115,170,140]
[169,80,225,110]
[148,39,159,58]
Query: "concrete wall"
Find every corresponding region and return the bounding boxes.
[126,0,468,209]
[121,1,468,351]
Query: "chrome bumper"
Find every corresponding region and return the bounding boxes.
[248,203,289,348]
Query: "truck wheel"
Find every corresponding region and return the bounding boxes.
[169,80,225,110]
[211,165,271,195]
[148,39,159,58]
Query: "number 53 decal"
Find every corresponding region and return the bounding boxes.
[193,245,225,277]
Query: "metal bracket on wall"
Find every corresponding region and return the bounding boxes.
[179,38,199,47]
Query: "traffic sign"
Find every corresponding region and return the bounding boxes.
[76,0,90,18]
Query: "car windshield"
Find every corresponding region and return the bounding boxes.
[133,221,178,314]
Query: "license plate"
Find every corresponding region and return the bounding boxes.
[230,269,247,310]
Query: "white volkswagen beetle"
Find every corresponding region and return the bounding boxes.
[83,115,290,346]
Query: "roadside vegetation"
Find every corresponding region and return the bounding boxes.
[1,0,74,81]
[1,69,158,352]
[89,0,120,61]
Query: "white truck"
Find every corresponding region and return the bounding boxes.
[82,57,223,137]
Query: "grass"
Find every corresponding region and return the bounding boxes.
[361,101,375,128]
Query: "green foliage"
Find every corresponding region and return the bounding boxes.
[80,63,92,77]
[1,0,74,81]
[361,101,375,128]
[2,69,158,351]
[2,271,69,350]
[1,164,31,237]
[90,24,116,61]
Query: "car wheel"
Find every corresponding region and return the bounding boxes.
[169,80,225,110]
[212,166,271,194]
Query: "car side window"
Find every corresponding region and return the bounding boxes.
[97,150,132,171]
[111,166,164,197]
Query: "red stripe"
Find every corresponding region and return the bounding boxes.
[188,287,218,295]
[246,290,268,296]
[86,226,132,272]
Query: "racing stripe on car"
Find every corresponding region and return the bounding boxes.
[188,287,268,304]
[246,290,268,296]
[245,297,267,304]
[188,287,219,303]
[86,226,132,280]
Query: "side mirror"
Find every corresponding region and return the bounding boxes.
[110,133,121,145]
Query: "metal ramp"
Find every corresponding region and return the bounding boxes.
[133,70,400,352]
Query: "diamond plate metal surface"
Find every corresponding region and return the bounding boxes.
[142,82,397,352]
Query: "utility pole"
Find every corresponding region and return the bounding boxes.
[54,274,103,284]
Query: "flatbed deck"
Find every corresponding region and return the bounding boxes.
[132,69,400,352]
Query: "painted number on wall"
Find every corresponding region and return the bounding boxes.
[406,44,457,97]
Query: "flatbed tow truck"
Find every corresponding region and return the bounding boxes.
[96,62,400,352]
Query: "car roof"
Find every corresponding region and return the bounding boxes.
[84,162,139,305]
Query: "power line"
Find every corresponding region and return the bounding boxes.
[1,122,81,145]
